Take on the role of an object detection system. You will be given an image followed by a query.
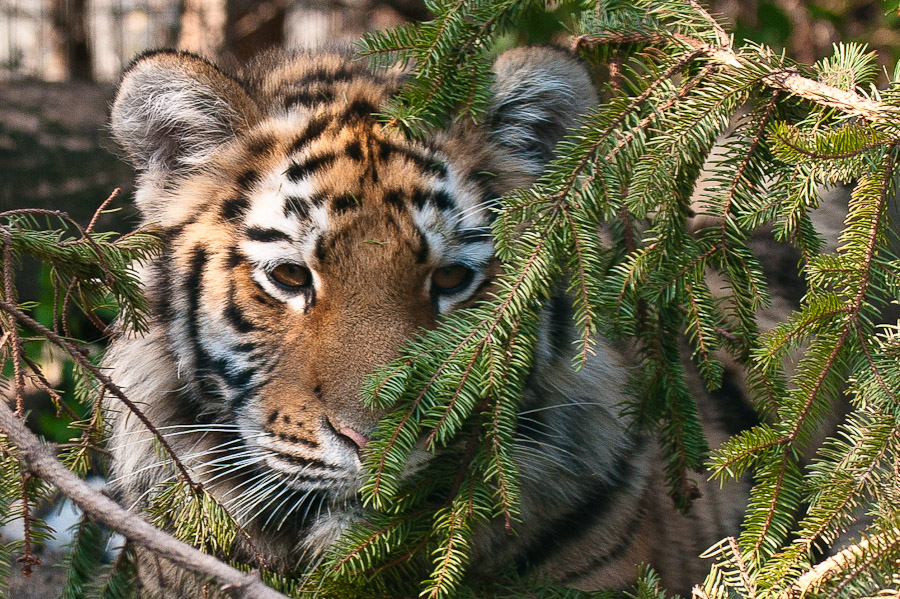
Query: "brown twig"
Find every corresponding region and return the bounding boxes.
[0,297,270,570]
[0,396,288,599]
[20,355,82,421]
[0,298,199,491]
[16,472,40,577]
[0,208,116,287]
[573,31,900,124]
[777,528,900,599]
[2,233,26,418]
[85,188,120,235]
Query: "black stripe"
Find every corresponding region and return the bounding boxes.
[345,140,363,161]
[314,234,328,264]
[224,301,257,334]
[342,98,378,122]
[377,141,447,178]
[457,227,492,244]
[158,223,187,243]
[547,294,573,360]
[210,356,254,389]
[273,451,334,471]
[557,494,651,585]
[298,65,357,85]
[411,189,428,209]
[513,448,636,573]
[224,285,258,333]
[290,115,329,153]
[468,275,495,299]
[708,368,760,435]
[185,247,215,397]
[246,227,292,243]
[415,230,429,264]
[286,152,336,182]
[332,193,359,213]
[410,189,455,211]
[468,170,500,205]
[236,169,260,191]
[225,246,243,269]
[221,196,249,222]
[302,286,316,314]
[284,88,335,109]
[252,290,279,307]
[432,190,455,211]
[250,278,283,307]
[150,252,176,325]
[383,189,405,210]
[246,136,276,156]
[284,196,311,220]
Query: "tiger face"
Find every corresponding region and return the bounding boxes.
[107,48,600,553]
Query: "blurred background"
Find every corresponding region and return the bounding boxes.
[2,0,900,222]
[1,0,899,83]
[2,0,900,225]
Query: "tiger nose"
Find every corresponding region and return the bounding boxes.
[326,417,371,454]
[338,426,370,451]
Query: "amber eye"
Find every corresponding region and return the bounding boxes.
[431,264,474,295]
[268,263,312,291]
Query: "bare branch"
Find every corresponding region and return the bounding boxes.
[0,397,289,599]
[573,32,900,123]
[0,299,199,490]
[778,528,900,599]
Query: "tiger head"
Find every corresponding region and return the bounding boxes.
[108,48,598,549]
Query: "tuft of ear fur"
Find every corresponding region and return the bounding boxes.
[110,50,260,175]
[487,47,596,180]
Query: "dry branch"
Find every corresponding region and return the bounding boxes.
[0,395,289,599]
[777,530,900,599]
[573,32,900,124]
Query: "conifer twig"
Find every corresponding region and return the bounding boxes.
[0,298,198,489]
[0,394,289,599]
[573,32,900,123]
[777,529,900,599]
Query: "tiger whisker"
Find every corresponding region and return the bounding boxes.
[517,401,607,416]
[234,475,286,524]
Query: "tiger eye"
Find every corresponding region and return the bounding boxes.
[431,264,473,294]
[268,263,312,290]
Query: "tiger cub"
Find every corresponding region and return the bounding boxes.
[105,47,747,596]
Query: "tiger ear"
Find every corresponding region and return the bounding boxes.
[486,47,597,183]
[110,50,260,175]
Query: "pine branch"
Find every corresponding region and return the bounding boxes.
[777,528,900,599]
[574,32,900,123]
[0,393,289,599]
[0,298,199,491]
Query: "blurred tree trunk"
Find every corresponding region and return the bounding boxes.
[50,0,93,81]
[224,0,285,63]
[178,0,227,57]
[380,0,429,21]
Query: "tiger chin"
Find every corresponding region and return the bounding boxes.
[104,47,747,597]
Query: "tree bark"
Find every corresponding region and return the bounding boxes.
[224,0,286,63]
[50,0,94,81]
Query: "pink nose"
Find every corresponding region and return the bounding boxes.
[339,426,370,450]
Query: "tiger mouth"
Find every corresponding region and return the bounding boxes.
[263,449,362,494]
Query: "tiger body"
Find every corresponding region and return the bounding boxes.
[106,47,746,596]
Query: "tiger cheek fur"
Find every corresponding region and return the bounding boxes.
[105,47,748,597]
